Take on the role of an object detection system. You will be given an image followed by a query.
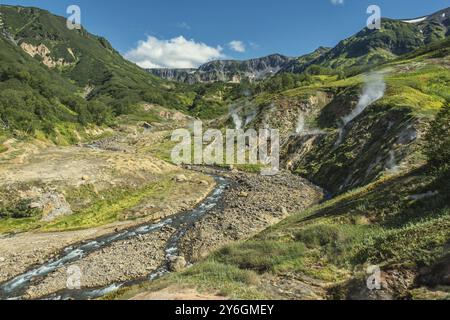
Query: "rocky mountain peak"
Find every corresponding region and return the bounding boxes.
[148,54,294,84]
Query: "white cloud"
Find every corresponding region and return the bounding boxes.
[331,0,344,5]
[228,40,246,53]
[124,36,225,68]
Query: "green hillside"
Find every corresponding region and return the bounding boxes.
[0,5,195,141]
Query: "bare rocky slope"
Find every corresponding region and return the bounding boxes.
[148,54,294,84]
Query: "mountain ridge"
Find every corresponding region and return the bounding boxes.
[148,53,294,84]
[149,7,450,83]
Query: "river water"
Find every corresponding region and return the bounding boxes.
[0,176,228,300]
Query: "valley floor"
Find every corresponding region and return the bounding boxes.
[0,123,322,299]
[0,125,448,300]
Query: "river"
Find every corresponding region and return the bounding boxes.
[0,176,228,300]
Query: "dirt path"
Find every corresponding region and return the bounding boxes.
[130,286,227,300]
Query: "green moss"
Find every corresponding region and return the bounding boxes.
[42,178,175,232]
[213,241,306,274]
[0,216,41,234]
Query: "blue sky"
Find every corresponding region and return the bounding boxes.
[2,0,449,67]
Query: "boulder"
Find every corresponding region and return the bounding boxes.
[175,174,188,182]
[239,191,249,198]
[168,256,187,272]
[28,202,42,209]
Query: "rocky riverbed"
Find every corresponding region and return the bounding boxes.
[180,168,323,261]
[24,227,174,299]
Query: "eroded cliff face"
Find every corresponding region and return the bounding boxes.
[292,104,422,194]
[148,68,198,84]
[148,54,294,84]
[243,87,424,195]
[20,42,75,68]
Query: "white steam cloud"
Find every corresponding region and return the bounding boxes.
[335,72,386,146]
[232,112,243,130]
[343,72,386,126]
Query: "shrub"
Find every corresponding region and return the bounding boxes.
[214,241,306,273]
[295,224,341,248]
[425,103,450,171]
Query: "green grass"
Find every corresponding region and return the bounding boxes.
[107,260,269,300]
[381,64,449,117]
[42,177,175,232]
[0,176,177,234]
[145,136,179,163]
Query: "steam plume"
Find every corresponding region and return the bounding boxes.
[335,72,386,147]
[343,72,386,126]
[232,112,242,130]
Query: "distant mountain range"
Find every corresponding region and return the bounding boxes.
[148,54,294,84]
[149,7,450,83]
